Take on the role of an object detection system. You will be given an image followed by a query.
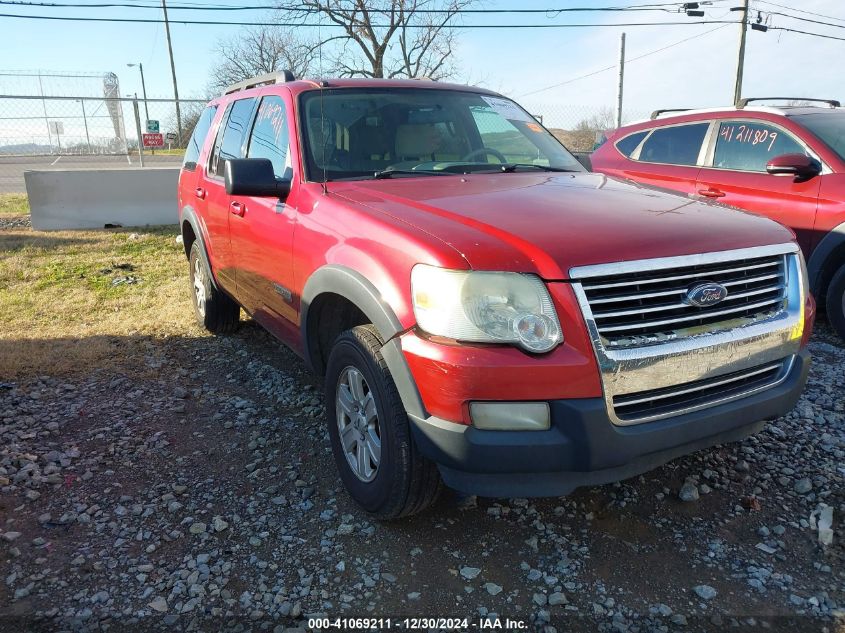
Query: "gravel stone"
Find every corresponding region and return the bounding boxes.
[693,585,718,600]
[679,482,700,502]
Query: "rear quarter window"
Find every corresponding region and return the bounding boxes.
[638,123,710,166]
[615,130,648,157]
[182,105,217,171]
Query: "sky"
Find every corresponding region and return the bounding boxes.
[1,0,844,131]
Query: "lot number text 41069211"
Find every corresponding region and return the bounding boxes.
[307,616,529,630]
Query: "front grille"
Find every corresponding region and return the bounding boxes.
[612,360,787,422]
[578,253,787,347]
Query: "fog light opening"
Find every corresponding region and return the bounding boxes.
[469,402,550,431]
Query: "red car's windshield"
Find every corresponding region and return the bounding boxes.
[298,88,582,181]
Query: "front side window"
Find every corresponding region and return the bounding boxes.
[713,121,805,172]
[638,123,710,166]
[298,89,583,181]
[247,95,291,179]
[211,97,257,177]
[183,105,217,171]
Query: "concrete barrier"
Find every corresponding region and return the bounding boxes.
[25,168,180,230]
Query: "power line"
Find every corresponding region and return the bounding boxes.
[768,24,845,43]
[518,23,731,98]
[755,0,845,24]
[0,12,743,27]
[763,10,845,31]
[0,0,703,12]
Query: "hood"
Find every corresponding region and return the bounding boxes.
[330,172,796,279]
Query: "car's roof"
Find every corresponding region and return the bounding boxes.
[625,105,841,128]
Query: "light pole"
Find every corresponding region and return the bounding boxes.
[127,63,150,124]
[76,99,91,154]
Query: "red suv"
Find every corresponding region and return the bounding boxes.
[591,98,845,340]
[178,75,813,519]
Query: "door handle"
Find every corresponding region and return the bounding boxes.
[194,187,205,200]
[229,201,246,217]
[697,188,725,199]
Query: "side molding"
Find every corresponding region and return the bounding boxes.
[807,221,845,294]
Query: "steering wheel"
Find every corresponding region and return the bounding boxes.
[462,147,508,163]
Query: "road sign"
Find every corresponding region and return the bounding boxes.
[49,121,64,135]
[165,132,177,141]
[146,119,160,133]
[142,133,164,148]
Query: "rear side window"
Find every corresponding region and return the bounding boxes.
[713,121,805,172]
[615,130,647,157]
[247,95,291,179]
[210,97,257,177]
[182,105,216,171]
[638,123,709,166]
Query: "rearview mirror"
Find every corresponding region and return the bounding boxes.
[224,158,290,198]
[765,153,821,180]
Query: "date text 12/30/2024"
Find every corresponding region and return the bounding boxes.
[307,617,529,630]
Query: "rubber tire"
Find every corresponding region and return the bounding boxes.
[826,264,845,341]
[325,325,442,520]
[188,241,240,335]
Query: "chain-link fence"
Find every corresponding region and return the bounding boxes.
[0,94,205,193]
[1,93,651,193]
[527,103,651,152]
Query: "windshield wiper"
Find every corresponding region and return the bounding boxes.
[500,163,578,173]
[372,168,452,179]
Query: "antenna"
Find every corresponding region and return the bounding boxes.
[318,12,328,195]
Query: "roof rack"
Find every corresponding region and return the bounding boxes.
[737,97,840,109]
[222,70,296,96]
[650,108,691,119]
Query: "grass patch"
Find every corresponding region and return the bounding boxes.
[0,225,214,378]
[0,193,29,216]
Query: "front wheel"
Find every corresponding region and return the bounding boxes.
[826,264,845,341]
[325,325,442,519]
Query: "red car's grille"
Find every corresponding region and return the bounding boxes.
[578,254,787,347]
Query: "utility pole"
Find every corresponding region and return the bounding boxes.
[161,0,183,144]
[615,32,626,128]
[733,0,749,106]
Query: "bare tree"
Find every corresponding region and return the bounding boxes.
[211,27,318,92]
[548,107,617,153]
[282,0,474,80]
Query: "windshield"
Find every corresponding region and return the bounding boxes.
[791,111,845,162]
[299,88,583,181]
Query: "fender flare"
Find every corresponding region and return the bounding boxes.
[180,205,221,290]
[301,265,404,348]
[807,221,845,295]
[300,265,427,419]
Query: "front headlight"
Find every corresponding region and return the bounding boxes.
[411,265,562,352]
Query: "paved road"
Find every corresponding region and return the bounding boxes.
[0,154,183,193]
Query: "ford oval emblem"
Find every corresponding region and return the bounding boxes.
[685,282,728,307]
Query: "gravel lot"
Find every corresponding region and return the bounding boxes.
[1,298,843,631]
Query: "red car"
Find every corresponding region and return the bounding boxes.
[178,75,813,518]
[591,98,845,340]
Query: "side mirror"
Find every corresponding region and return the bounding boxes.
[765,153,821,180]
[224,158,290,198]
